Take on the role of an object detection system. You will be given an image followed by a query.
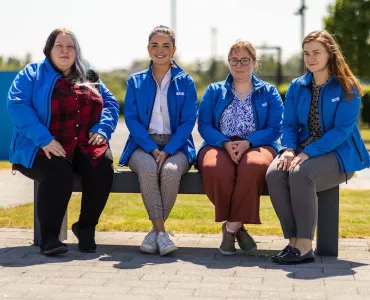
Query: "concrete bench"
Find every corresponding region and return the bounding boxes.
[33,169,340,256]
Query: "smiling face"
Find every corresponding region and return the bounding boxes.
[147,33,176,67]
[303,41,330,74]
[50,33,76,76]
[228,48,256,82]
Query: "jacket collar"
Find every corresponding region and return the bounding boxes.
[224,72,266,92]
[297,71,335,86]
[43,58,64,77]
[148,60,184,80]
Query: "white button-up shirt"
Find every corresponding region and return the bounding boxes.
[148,69,172,134]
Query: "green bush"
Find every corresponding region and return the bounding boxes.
[362,86,370,126]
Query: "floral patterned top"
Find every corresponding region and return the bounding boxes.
[219,86,256,139]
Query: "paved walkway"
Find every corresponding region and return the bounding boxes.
[0,229,370,299]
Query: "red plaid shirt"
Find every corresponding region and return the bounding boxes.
[39,77,108,166]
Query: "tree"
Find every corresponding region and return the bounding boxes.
[324,0,370,79]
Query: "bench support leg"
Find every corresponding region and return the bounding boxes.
[33,182,68,246]
[316,186,339,256]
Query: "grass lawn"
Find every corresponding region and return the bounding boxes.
[0,161,12,170]
[361,127,370,150]
[1,190,369,238]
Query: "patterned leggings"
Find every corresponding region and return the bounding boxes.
[128,134,190,220]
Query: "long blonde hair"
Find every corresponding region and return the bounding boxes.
[302,30,363,100]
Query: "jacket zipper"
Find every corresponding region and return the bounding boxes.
[218,96,233,129]
[29,74,60,168]
[334,149,346,173]
[319,84,328,133]
[251,92,260,130]
[351,136,364,164]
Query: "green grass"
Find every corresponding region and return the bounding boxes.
[360,127,370,150]
[1,190,370,238]
[0,161,12,170]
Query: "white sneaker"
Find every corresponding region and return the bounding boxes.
[157,232,177,256]
[140,228,158,254]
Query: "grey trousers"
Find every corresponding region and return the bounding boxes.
[128,134,190,220]
[265,149,354,239]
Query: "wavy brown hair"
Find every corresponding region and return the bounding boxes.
[302,30,364,100]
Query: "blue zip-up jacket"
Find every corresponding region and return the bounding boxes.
[119,61,198,166]
[282,72,370,173]
[198,73,283,153]
[7,58,119,168]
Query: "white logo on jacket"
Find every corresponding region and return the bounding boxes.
[331,97,340,102]
[176,92,184,96]
[262,102,267,107]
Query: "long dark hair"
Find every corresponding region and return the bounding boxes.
[43,28,100,95]
[303,30,364,100]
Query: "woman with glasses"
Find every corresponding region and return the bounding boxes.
[119,25,197,256]
[197,40,283,255]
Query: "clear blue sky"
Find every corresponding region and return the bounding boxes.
[0,0,334,70]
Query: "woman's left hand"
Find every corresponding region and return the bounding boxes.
[288,152,310,172]
[88,132,106,145]
[231,140,250,163]
[157,151,169,174]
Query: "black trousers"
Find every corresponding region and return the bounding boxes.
[15,148,113,242]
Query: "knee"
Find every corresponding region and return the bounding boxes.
[288,166,312,185]
[160,163,182,181]
[137,163,158,179]
[265,165,283,184]
[45,157,73,178]
[238,160,268,180]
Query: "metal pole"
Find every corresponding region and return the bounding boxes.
[171,0,177,34]
[211,27,217,60]
[277,47,283,87]
[301,0,306,73]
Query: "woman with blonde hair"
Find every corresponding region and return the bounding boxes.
[266,30,370,264]
[197,40,283,255]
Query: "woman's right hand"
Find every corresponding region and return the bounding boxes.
[42,140,66,159]
[277,149,295,171]
[223,141,238,164]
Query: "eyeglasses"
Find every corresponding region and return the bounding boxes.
[228,58,253,66]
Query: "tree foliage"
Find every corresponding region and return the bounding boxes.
[324,0,370,79]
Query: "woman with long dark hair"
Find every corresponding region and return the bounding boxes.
[266,30,370,264]
[119,25,197,256]
[8,28,119,256]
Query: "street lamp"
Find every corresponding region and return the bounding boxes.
[295,0,307,73]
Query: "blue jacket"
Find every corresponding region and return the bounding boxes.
[198,73,283,153]
[7,58,119,168]
[282,72,370,173]
[119,61,198,166]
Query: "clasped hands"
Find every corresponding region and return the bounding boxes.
[42,132,106,159]
[151,149,169,174]
[223,140,250,164]
[278,149,309,171]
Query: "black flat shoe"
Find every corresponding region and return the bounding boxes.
[271,245,292,262]
[72,222,97,253]
[274,247,315,265]
[40,238,68,256]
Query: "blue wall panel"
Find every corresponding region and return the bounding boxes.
[0,72,18,160]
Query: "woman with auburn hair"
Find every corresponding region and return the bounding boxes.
[266,30,370,264]
[8,28,119,255]
[119,25,197,256]
[197,40,283,256]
